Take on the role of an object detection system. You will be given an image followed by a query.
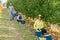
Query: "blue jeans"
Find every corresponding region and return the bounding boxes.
[9,11,14,20]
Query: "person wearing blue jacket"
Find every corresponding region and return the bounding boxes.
[8,3,14,20]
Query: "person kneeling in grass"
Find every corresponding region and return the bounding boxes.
[17,13,22,24]
[17,12,26,24]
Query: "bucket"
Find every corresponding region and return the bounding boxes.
[35,31,42,37]
[21,20,25,24]
[44,34,52,40]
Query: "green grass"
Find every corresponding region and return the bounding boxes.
[14,21,35,40]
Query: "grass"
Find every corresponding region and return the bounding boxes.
[14,21,35,40]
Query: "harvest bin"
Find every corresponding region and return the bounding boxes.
[35,31,42,37]
[21,20,25,24]
[44,34,52,40]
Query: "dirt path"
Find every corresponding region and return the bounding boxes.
[0,8,25,40]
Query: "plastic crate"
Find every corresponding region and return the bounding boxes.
[35,31,42,37]
[44,34,52,40]
[21,20,25,24]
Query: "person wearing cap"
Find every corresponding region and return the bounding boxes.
[34,15,44,31]
[34,15,45,37]
[8,3,14,20]
[17,13,22,23]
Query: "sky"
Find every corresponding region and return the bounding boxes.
[0,0,7,3]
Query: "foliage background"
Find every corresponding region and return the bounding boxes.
[7,0,60,24]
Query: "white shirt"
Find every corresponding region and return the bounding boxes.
[8,6,14,12]
[17,15,20,20]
